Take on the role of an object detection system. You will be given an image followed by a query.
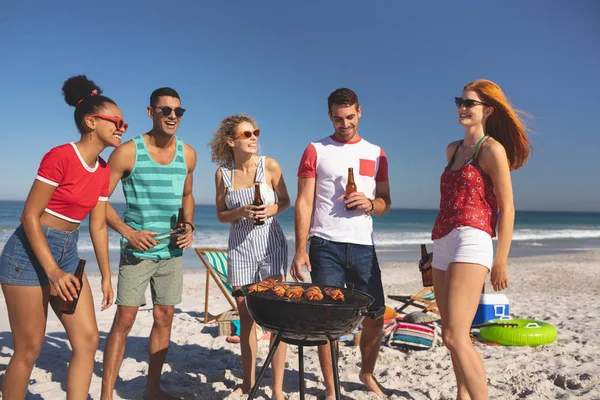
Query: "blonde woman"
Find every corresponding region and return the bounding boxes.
[209,114,290,399]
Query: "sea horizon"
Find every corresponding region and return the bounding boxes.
[1,200,599,270]
[2,198,599,214]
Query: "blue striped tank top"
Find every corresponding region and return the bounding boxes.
[120,134,187,259]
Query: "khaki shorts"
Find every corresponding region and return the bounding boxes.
[116,254,183,306]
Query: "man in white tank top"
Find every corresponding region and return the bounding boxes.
[291,88,392,399]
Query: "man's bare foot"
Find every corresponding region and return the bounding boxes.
[324,389,336,400]
[359,372,388,398]
[232,385,251,396]
[143,388,181,400]
[272,390,285,400]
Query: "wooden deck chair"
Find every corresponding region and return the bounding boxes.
[195,248,238,323]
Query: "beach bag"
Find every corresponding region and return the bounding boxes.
[384,318,440,351]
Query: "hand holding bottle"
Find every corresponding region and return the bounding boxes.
[48,268,80,302]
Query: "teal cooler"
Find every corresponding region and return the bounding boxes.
[472,294,510,325]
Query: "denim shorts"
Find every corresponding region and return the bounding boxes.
[0,224,80,286]
[308,236,385,313]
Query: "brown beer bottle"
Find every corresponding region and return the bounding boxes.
[253,183,264,225]
[171,207,185,247]
[60,259,86,315]
[345,167,358,210]
[419,244,433,287]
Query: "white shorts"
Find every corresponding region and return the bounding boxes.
[432,226,493,271]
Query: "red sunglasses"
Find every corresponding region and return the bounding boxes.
[234,129,260,139]
[89,114,128,131]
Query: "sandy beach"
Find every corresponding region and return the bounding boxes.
[0,250,599,399]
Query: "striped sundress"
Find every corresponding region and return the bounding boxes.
[221,156,288,286]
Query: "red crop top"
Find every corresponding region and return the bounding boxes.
[35,143,110,223]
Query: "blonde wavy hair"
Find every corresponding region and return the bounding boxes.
[208,114,258,166]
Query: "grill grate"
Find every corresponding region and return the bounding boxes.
[244,283,372,307]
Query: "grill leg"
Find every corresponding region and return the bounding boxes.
[329,339,341,400]
[247,331,283,400]
[298,345,305,400]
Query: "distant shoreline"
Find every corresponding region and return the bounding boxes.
[0,199,598,214]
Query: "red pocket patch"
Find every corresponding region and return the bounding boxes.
[359,159,376,177]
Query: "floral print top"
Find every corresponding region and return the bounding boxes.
[432,137,498,240]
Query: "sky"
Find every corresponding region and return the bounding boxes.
[0,1,598,212]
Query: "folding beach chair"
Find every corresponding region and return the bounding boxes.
[388,287,439,315]
[195,248,238,323]
[388,245,440,315]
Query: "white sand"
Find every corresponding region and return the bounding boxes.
[1,251,599,399]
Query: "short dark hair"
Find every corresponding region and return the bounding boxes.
[62,75,117,134]
[150,87,180,107]
[327,88,359,113]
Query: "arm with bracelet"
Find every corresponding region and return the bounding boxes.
[367,149,391,216]
[175,143,197,250]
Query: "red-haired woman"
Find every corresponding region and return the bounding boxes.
[431,79,531,399]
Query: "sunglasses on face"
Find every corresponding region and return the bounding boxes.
[454,97,489,108]
[234,129,261,139]
[89,114,128,131]
[154,106,186,118]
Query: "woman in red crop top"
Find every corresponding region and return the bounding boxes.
[431,80,531,399]
[0,75,127,398]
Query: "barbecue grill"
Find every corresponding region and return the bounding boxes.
[233,282,384,400]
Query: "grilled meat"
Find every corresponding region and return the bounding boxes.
[247,278,277,293]
[259,278,278,289]
[304,286,324,301]
[272,283,290,297]
[323,287,345,301]
[248,283,270,293]
[284,286,304,299]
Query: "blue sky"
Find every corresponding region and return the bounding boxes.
[1,1,598,212]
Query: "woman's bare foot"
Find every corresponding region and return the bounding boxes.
[143,389,181,400]
[358,372,388,398]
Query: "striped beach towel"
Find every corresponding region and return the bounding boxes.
[384,318,440,351]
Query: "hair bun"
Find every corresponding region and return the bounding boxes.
[62,75,103,107]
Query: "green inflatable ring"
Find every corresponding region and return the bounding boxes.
[480,319,557,346]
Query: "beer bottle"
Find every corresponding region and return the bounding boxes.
[60,259,86,315]
[420,244,428,261]
[345,167,358,210]
[419,244,433,287]
[253,183,264,226]
[171,207,185,248]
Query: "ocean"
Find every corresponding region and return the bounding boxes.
[1,200,599,270]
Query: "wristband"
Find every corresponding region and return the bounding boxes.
[184,222,196,232]
[366,199,375,216]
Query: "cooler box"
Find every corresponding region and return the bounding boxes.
[472,294,510,325]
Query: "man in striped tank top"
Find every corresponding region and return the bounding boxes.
[100,88,197,400]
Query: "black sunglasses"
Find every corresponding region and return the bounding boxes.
[154,106,186,118]
[454,97,489,108]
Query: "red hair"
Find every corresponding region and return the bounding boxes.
[464,79,532,170]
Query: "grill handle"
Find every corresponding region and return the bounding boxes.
[361,307,385,320]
